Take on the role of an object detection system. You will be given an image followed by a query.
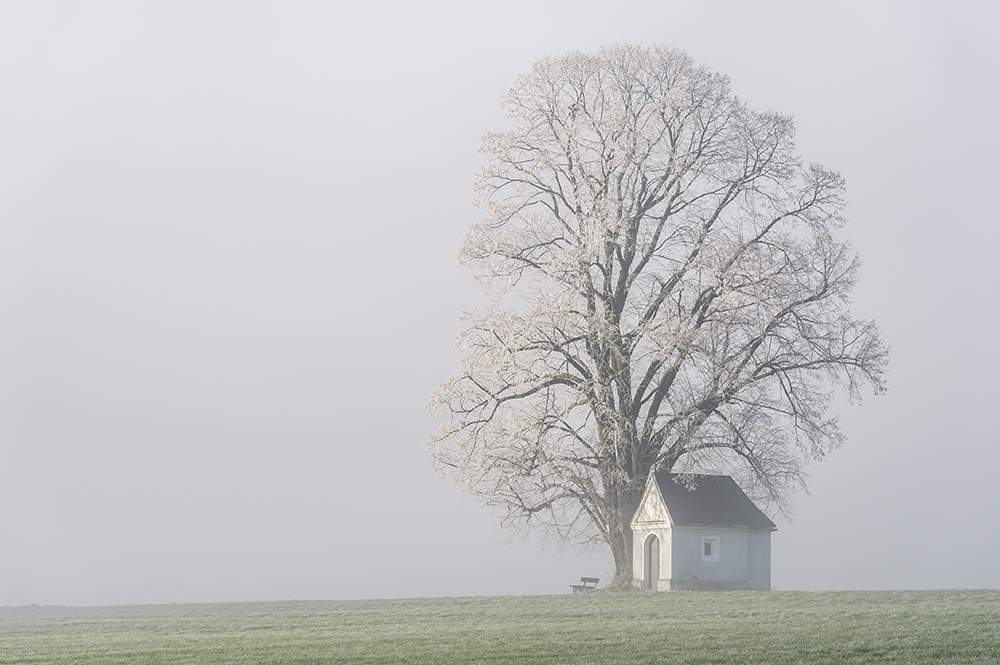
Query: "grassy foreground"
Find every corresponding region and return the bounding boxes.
[1,590,998,664]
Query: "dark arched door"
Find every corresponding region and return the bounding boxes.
[643,535,660,591]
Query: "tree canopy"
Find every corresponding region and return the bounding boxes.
[427,45,888,586]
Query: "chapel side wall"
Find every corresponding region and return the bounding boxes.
[746,530,771,591]
[669,526,749,589]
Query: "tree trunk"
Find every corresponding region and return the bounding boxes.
[606,484,642,589]
[608,525,634,589]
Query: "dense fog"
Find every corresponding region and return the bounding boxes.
[1,1,997,606]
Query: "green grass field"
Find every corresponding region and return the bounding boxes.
[1,590,998,664]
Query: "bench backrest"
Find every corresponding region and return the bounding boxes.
[580,577,599,584]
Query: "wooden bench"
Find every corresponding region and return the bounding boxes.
[570,577,599,593]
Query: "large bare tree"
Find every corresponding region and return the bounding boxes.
[427,45,888,587]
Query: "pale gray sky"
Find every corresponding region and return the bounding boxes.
[1,1,998,606]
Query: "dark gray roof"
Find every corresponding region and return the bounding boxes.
[653,473,777,531]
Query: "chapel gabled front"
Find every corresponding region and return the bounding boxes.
[630,475,671,527]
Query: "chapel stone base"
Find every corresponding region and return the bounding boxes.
[634,578,755,591]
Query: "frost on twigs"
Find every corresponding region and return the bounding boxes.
[427,45,888,584]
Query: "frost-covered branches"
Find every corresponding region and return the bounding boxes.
[427,45,888,583]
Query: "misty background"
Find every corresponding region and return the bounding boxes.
[1,1,998,607]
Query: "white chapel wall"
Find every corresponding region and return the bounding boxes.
[669,526,750,588]
[631,526,670,588]
[746,530,771,591]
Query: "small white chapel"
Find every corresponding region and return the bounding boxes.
[631,472,776,591]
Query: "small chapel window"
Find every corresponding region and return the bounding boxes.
[702,537,719,561]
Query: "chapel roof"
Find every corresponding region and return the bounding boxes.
[652,472,777,531]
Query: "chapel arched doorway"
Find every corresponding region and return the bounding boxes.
[643,534,660,591]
